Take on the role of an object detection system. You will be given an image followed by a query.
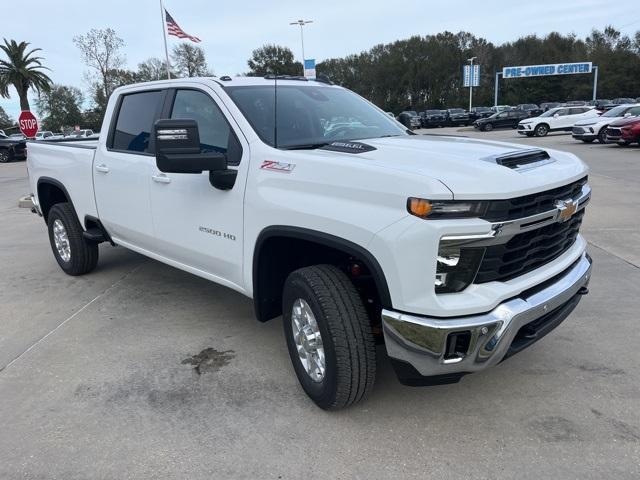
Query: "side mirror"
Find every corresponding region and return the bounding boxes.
[553,113,560,118]
[154,119,227,174]
[624,112,631,117]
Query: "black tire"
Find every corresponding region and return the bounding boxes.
[535,123,549,137]
[597,128,608,144]
[282,264,376,410]
[47,203,98,275]
[484,123,494,132]
[0,148,10,163]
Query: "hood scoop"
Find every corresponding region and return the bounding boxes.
[488,149,556,172]
[320,141,376,154]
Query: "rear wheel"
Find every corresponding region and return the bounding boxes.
[535,124,549,137]
[47,203,99,275]
[282,264,376,410]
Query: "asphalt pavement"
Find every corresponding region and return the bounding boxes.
[0,128,638,479]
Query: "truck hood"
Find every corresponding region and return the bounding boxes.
[304,135,588,199]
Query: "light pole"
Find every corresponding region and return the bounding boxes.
[290,19,313,76]
[467,56,477,111]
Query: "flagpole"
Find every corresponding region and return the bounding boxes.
[159,0,171,79]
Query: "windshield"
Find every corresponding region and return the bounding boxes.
[226,85,407,149]
[602,105,630,117]
[449,109,464,114]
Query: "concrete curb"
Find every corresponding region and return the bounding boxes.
[18,195,32,209]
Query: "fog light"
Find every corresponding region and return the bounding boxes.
[435,243,485,293]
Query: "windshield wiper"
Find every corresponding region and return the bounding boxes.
[281,142,333,150]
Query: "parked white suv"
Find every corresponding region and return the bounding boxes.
[572,104,640,143]
[518,106,598,137]
[26,76,592,409]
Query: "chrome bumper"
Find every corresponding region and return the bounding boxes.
[382,252,592,382]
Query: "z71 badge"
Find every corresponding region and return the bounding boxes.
[260,160,295,173]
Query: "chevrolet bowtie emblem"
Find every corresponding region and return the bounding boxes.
[556,199,578,222]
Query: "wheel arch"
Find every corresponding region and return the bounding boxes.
[252,226,392,323]
[37,177,75,223]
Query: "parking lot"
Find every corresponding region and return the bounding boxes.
[1,128,639,479]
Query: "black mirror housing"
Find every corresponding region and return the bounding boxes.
[154,119,227,174]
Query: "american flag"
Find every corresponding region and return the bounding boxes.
[165,10,201,43]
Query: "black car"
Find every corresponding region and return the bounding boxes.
[0,132,27,163]
[540,102,561,111]
[474,110,529,131]
[515,103,543,117]
[397,111,422,130]
[420,109,447,128]
[468,107,493,122]
[446,108,470,126]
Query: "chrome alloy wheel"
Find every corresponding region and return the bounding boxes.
[52,219,71,262]
[291,298,325,382]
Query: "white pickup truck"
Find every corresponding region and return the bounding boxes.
[27,76,592,409]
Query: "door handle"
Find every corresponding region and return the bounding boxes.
[152,173,171,184]
[95,164,109,173]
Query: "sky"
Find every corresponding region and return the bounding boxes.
[1,0,638,120]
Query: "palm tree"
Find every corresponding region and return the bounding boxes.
[0,39,52,111]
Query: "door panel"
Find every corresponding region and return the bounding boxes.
[94,148,155,247]
[149,87,248,289]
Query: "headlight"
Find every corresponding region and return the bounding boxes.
[435,243,485,293]
[407,198,488,219]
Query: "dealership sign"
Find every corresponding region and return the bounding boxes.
[502,62,592,79]
[304,59,316,79]
[463,64,480,87]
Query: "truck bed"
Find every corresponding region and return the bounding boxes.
[27,139,99,224]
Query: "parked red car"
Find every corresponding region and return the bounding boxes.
[605,117,640,145]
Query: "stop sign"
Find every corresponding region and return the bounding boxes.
[18,111,39,138]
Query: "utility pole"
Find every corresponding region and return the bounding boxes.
[468,56,477,111]
[290,19,313,76]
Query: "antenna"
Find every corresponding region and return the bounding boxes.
[273,72,278,149]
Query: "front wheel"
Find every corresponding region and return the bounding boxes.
[47,203,99,275]
[282,265,376,410]
[484,123,494,132]
[0,149,10,163]
[598,128,608,144]
[535,124,549,137]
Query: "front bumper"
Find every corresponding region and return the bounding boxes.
[382,252,592,385]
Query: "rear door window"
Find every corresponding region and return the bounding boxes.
[111,90,164,153]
